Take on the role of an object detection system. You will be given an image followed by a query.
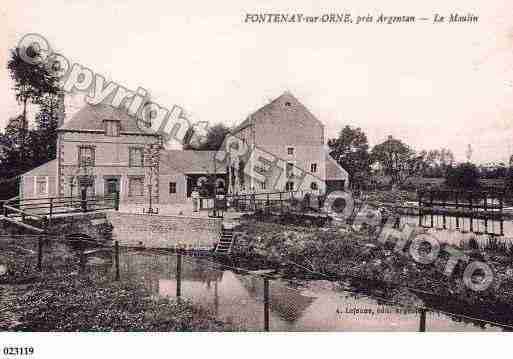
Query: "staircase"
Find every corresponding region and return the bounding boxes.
[215,225,235,254]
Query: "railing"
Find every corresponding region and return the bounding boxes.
[418,189,505,236]
[224,189,325,214]
[1,192,119,229]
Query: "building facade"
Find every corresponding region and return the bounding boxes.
[19,92,347,203]
[228,92,348,194]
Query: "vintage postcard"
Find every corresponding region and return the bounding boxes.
[1,0,512,357]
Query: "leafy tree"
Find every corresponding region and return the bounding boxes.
[1,45,63,199]
[422,148,454,177]
[371,135,424,186]
[30,92,65,167]
[328,126,371,186]
[7,46,60,162]
[1,116,34,174]
[184,123,231,151]
[445,163,480,189]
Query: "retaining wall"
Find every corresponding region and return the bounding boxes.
[106,212,222,249]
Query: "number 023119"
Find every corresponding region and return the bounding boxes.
[3,347,34,356]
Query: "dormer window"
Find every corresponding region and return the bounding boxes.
[284,101,291,107]
[104,120,120,137]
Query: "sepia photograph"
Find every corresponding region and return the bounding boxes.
[1,0,512,357]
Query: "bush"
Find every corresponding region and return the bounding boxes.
[445,163,480,189]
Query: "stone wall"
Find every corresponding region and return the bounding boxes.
[48,212,112,241]
[106,212,221,250]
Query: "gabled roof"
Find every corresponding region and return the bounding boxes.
[58,104,153,135]
[232,91,323,134]
[160,150,227,175]
[325,151,348,181]
[22,159,57,177]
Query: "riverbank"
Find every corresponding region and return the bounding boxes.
[0,238,232,331]
[231,219,513,326]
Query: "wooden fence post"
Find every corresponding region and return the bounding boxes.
[419,308,427,332]
[469,193,474,233]
[176,253,182,299]
[455,192,460,230]
[442,195,446,229]
[430,191,434,228]
[264,277,270,332]
[418,192,423,227]
[37,236,44,272]
[114,191,120,211]
[115,241,120,281]
[79,248,86,275]
[484,193,488,234]
[48,198,53,227]
[81,188,87,213]
[499,196,504,236]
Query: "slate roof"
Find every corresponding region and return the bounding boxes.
[22,159,57,177]
[325,152,348,181]
[58,104,153,135]
[232,91,323,134]
[160,150,227,175]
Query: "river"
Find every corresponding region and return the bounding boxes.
[117,251,505,331]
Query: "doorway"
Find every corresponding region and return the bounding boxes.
[104,177,120,197]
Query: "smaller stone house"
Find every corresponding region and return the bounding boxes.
[19,104,225,204]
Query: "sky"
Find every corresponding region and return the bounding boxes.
[2,0,513,164]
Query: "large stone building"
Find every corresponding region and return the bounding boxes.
[19,92,347,203]
[227,92,348,194]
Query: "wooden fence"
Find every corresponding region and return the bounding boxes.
[417,189,505,236]
[223,189,325,214]
[1,191,119,229]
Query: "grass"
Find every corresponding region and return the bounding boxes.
[0,236,233,331]
[232,219,513,325]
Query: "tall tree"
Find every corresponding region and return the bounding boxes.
[7,46,60,163]
[371,135,424,186]
[31,92,65,166]
[184,123,231,151]
[328,126,371,186]
[422,148,455,177]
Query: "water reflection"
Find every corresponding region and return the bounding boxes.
[118,252,503,332]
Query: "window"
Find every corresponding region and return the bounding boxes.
[310,182,318,190]
[104,120,120,137]
[128,177,144,197]
[286,162,294,178]
[287,147,294,155]
[311,163,317,173]
[35,176,48,196]
[169,182,177,194]
[286,181,294,191]
[285,101,291,107]
[78,146,95,167]
[260,182,266,190]
[129,147,144,167]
